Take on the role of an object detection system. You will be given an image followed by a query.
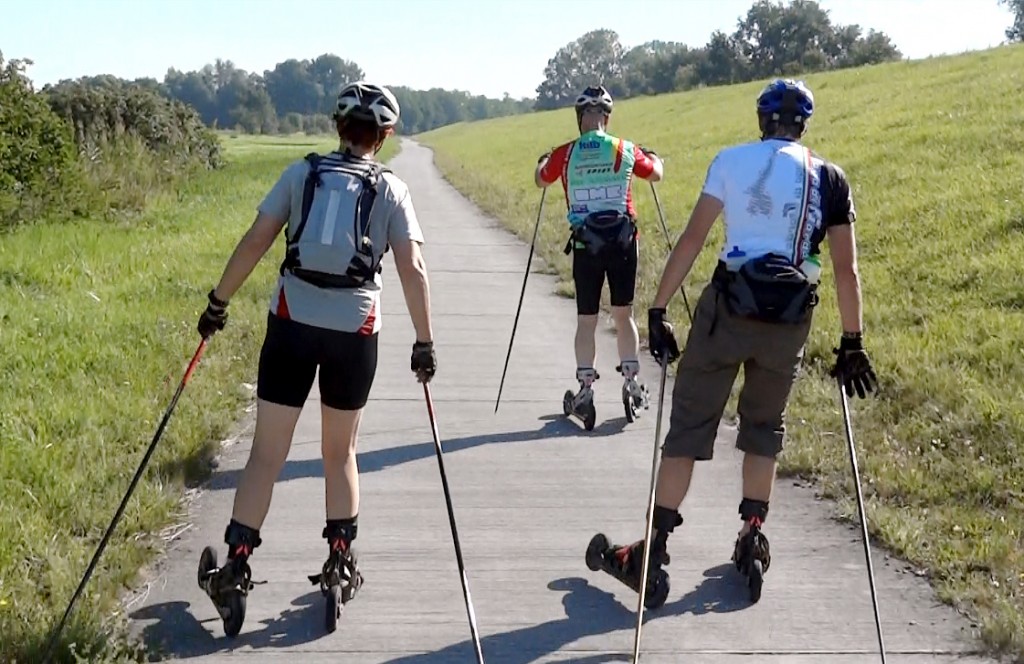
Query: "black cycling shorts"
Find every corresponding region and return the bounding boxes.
[256,313,378,411]
[572,238,639,316]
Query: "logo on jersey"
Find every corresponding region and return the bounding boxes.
[745,153,778,217]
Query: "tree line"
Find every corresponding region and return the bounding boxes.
[535,0,904,109]
[40,55,534,137]
[28,0,921,139]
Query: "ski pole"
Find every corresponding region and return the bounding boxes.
[495,188,546,413]
[42,338,209,664]
[631,357,669,663]
[649,181,693,324]
[837,375,887,664]
[422,380,485,663]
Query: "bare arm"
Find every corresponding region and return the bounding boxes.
[651,193,723,309]
[826,223,863,334]
[212,212,286,302]
[391,237,433,343]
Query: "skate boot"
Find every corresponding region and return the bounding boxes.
[585,506,683,609]
[731,498,772,603]
[563,367,598,431]
[197,519,260,637]
[616,359,649,423]
[308,517,364,633]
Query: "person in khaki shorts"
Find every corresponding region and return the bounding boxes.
[592,78,877,606]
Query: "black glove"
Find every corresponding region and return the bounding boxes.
[830,333,877,399]
[638,144,658,158]
[537,150,551,165]
[198,289,228,339]
[411,340,437,383]
[647,308,680,365]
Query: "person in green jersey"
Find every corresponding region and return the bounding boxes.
[535,85,665,429]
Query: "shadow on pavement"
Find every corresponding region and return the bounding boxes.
[205,413,629,490]
[130,563,748,661]
[131,589,326,659]
[378,564,751,664]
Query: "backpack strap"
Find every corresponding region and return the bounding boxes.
[280,152,322,276]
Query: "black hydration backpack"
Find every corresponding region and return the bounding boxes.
[279,151,392,289]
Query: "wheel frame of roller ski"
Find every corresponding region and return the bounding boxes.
[731,527,767,603]
[585,533,670,610]
[622,380,650,423]
[563,388,597,431]
[197,546,248,638]
[309,545,364,634]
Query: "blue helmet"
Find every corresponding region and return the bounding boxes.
[756,78,814,121]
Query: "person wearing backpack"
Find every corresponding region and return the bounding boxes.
[534,85,665,430]
[192,81,436,633]
[587,79,877,607]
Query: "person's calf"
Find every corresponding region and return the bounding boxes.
[654,455,696,509]
[575,314,599,366]
[611,305,639,361]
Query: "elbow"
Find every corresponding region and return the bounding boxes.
[397,248,429,283]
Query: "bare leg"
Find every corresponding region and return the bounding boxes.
[738,453,777,536]
[654,456,696,511]
[611,304,640,365]
[231,400,303,528]
[321,404,364,520]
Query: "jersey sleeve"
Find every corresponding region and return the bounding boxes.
[538,143,570,184]
[700,151,727,203]
[258,161,302,220]
[821,162,856,227]
[632,145,656,179]
[386,185,426,246]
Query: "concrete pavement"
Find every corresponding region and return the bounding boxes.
[126,138,996,663]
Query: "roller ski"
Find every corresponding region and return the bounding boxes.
[617,360,650,423]
[197,520,261,638]
[585,507,683,610]
[563,367,598,431]
[731,498,772,603]
[307,520,363,633]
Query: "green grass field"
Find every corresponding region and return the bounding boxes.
[417,45,1024,659]
[0,131,400,663]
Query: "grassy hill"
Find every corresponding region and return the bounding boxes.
[417,44,1024,659]
[0,132,399,663]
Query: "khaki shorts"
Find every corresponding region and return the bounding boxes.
[661,282,812,460]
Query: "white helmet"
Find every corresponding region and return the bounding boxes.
[574,85,613,114]
[334,81,401,128]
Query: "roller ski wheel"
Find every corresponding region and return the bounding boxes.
[197,545,251,638]
[563,390,597,431]
[585,533,670,610]
[585,533,609,571]
[732,524,771,604]
[622,382,649,423]
[308,545,364,633]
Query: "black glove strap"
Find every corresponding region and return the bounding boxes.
[208,289,228,310]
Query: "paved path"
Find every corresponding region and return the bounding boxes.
[128,138,994,663]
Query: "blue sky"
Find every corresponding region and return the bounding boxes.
[1,0,1014,99]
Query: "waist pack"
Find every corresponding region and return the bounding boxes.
[279,151,391,290]
[564,210,636,257]
[713,253,818,324]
